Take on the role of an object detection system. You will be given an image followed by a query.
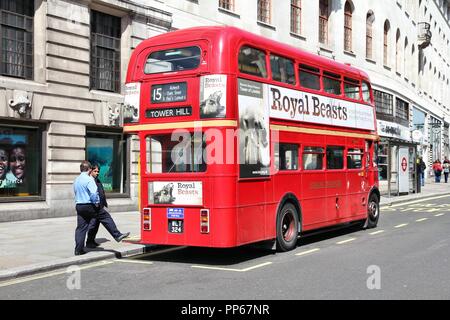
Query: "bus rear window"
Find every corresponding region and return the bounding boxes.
[146,134,206,173]
[144,46,201,74]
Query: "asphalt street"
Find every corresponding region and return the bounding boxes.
[1,194,450,301]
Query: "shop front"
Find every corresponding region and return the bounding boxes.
[376,119,419,197]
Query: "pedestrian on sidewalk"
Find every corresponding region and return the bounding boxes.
[432,159,442,183]
[85,163,129,249]
[443,157,450,183]
[73,160,100,256]
[417,156,426,187]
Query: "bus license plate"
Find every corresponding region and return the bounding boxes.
[168,220,183,233]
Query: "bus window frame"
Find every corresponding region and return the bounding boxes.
[143,131,208,176]
[134,40,210,80]
[302,146,325,171]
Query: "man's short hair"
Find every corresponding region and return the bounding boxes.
[80,160,91,172]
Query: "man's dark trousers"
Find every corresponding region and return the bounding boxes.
[75,204,98,253]
[87,207,122,243]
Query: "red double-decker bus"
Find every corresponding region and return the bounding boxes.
[124,26,380,251]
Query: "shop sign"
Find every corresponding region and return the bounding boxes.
[377,120,410,141]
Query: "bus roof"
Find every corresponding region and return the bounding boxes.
[128,25,370,83]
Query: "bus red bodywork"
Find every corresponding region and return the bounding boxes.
[124,26,380,251]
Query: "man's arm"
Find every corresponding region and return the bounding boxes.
[87,179,99,204]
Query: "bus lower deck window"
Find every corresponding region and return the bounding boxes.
[303,146,324,170]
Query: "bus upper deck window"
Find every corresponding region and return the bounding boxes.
[362,81,372,103]
[344,77,360,100]
[238,46,267,78]
[144,46,201,74]
[299,64,320,90]
[323,71,342,95]
[270,54,296,85]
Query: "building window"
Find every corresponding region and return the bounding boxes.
[0,124,43,199]
[290,0,301,34]
[395,97,409,126]
[90,11,121,93]
[366,11,374,60]
[0,0,33,79]
[86,131,127,194]
[395,29,401,73]
[319,0,329,45]
[374,90,393,116]
[219,0,234,11]
[384,20,390,66]
[344,1,353,52]
[257,0,271,24]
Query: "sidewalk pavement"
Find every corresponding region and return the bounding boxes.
[1,179,450,282]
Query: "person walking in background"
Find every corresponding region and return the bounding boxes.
[432,159,443,183]
[443,157,450,183]
[418,157,426,187]
[85,163,129,248]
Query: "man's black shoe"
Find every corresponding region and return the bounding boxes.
[115,232,130,242]
[85,241,100,248]
[74,250,87,256]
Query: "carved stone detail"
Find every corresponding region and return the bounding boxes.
[8,90,32,119]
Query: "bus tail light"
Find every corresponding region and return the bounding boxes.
[200,209,209,234]
[143,208,151,230]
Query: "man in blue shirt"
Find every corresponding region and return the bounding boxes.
[73,160,100,255]
[73,160,130,255]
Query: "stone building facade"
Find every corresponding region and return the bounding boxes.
[0,0,172,221]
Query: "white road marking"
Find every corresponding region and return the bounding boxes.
[191,262,272,272]
[0,260,114,288]
[369,230,385,235]
[132,246,187,259]
[416,218,428,222]
[295,248,320,256]
[394,223,408,228]
[336,238,356,245]
[435,213,445,217]
[382,195,450,209]
[115,259,153,265]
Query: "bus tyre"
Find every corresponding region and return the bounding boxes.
[276,203,299,252]
[364,194,379,229]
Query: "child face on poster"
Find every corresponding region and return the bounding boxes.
[10,146,25,180]
[0,148,8,180]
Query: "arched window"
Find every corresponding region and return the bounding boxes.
[395,29,401,73]
[383,20,390,66]
[366,11,375,59]
[404,37,408,78]
[319,0,329,44]
[291,0,302,34]
[344,1,353,52]
[411,44,416,83]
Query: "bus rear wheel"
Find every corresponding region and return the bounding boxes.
[364,193,379,229]
[276,203,299,252]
